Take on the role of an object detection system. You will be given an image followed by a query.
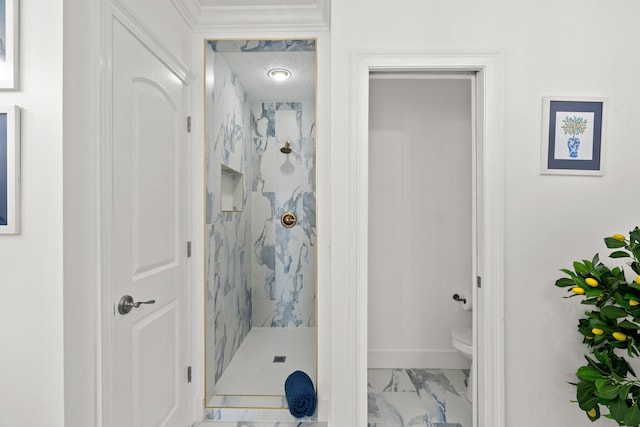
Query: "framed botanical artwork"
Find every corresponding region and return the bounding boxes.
[541,96,607,176]
[0,0,18,89]
[0,105,20,234]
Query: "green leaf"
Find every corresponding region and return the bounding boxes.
[593,349,612,367]
[555,277,575,288]
[612,294,628,308]
[585,288,604,298]
[577,366,605,381]
[609,396,626,423]
[619,320,640,330]
[573,276,587,287]
[611,251,631,259]
[561,268,577,278]
[611,266,624,277]
[584,259,595,270]
[602,305,628,319]
[619,384,632,400]
[595,378,620,400]
[577,380,596,404]
[578,395,599,411]
[593,253,601,266]
[585,355,608,372]
[624,401,640,426]
[609,353,633,377]
[605,237,627,249]
[575,261,590,275]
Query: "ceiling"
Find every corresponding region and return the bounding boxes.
[219,50,316,102]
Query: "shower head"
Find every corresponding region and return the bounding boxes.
[280,141,292,154]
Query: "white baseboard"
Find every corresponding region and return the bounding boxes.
[367,350,470,369]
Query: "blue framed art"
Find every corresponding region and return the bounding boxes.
[541,96,607,176]
[0,105,20,234]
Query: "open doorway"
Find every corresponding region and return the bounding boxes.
[367,73,475,426]
[352,52,505,427]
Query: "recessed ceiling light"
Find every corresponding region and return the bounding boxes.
[267,68,292,81]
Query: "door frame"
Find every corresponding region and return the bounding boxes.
[351,51,505,426]
[98,1,195,425]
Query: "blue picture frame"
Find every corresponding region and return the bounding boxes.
[541,96,607,176]
[0,105,20,234]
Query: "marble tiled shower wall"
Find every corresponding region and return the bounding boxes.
[205,43,317,395]
[250,101,316,328]
[205,49,253,387]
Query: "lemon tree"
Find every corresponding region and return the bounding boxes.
[556,227,640,425]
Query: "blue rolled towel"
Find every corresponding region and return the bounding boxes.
[284,370,317,418]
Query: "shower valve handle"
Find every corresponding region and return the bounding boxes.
[281,211,297,228]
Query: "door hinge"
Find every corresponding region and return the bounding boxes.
[477,276,482,288]
[187,241,192,258]
[187,366,192,383]
[187,116,192,133]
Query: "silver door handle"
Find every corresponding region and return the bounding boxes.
[118,295,156,315]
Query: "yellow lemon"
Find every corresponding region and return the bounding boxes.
[613,233,626,242]
[613,332,627,341]
[587,408,597,418]
[585,278,598,287]
[630,299,640,307]
[636,275,640,285]
[592,328,604,335]
[572,287,585,295]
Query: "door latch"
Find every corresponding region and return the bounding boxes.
[117,295,156,315]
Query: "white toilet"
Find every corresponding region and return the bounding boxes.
[451,327,473,402]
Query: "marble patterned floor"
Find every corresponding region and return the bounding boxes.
[368,368,471,427]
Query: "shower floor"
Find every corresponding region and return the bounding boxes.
[213,327,316,398]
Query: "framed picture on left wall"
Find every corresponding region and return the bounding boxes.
[0,0,18,89]
[0,105,20,234]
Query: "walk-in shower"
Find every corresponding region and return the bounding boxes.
[204,39,317,409]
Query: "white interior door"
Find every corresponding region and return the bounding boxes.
[107,17,188,427]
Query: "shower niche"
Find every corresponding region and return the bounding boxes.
[204,39,317,409]
[220,165,243,212]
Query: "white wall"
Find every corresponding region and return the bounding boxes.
[63,0,100,425]
[124,0,193,67]
[0,1,64,426]
[331,1,640,426]
[368,78,472,369]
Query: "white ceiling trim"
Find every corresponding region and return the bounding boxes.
[171,0,330,31]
